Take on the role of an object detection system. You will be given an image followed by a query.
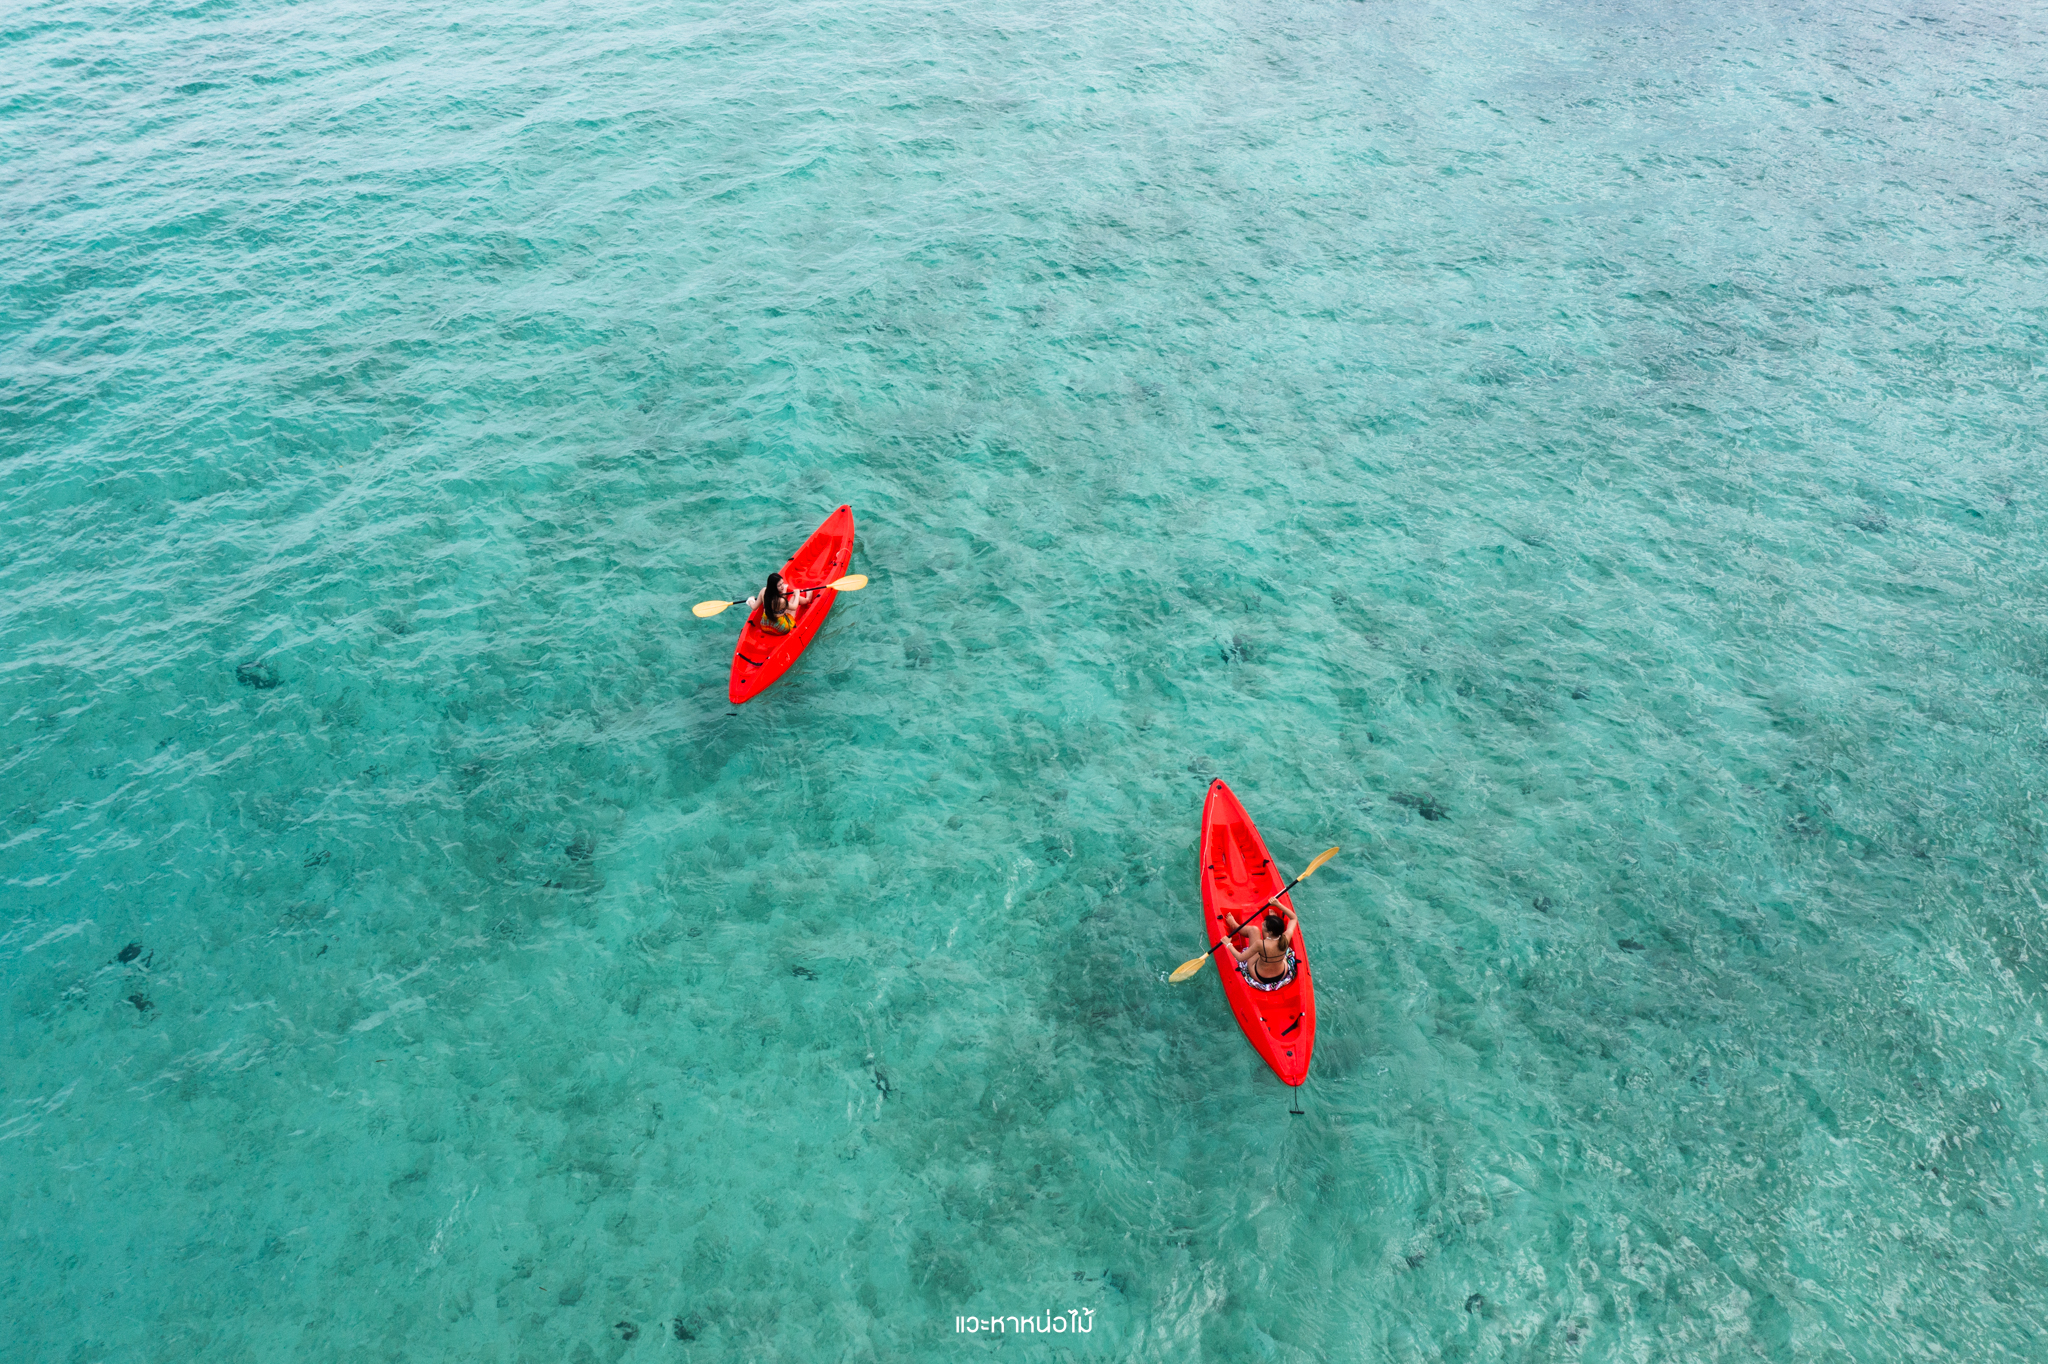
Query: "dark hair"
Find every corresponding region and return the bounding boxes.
[1264,912,1286,938]
[762,571,788,612]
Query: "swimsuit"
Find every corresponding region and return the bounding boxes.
[1239,945,1297,992]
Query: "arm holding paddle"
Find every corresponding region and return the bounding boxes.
[1169,846,1337,983]
[1220,901,1298,964]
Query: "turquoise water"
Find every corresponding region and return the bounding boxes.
[5,0,2047,1357]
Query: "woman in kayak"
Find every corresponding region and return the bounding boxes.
[746,571,815,636]
[1221,901,1298,991]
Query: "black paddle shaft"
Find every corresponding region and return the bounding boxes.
[1200,872,1306,961]
[727,580,837,615]
[733,577,837,600]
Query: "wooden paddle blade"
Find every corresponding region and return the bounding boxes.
[1298,846,1340,879]
[1168,954,1211,984]
[826,574,868,591]
[692,600,734,618]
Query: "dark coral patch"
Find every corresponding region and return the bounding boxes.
[1221,633,1266,663]
[1391,791,1448,821]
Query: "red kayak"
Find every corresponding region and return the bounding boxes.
[1200,779,1316,1086]
[728,505,856,704]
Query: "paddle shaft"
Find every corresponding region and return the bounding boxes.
[694,575,863,618]
[731,580,839,602]
[1200,875,1306,962]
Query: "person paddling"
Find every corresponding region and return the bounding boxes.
[745,571,814,636]
[1220,899,1299,990]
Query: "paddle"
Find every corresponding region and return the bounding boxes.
[692,575,869,618]
[1169,846,1338,983]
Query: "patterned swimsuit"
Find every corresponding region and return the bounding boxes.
[1239,944,1297,991]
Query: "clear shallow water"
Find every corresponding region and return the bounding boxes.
[4,0,2046,1357]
